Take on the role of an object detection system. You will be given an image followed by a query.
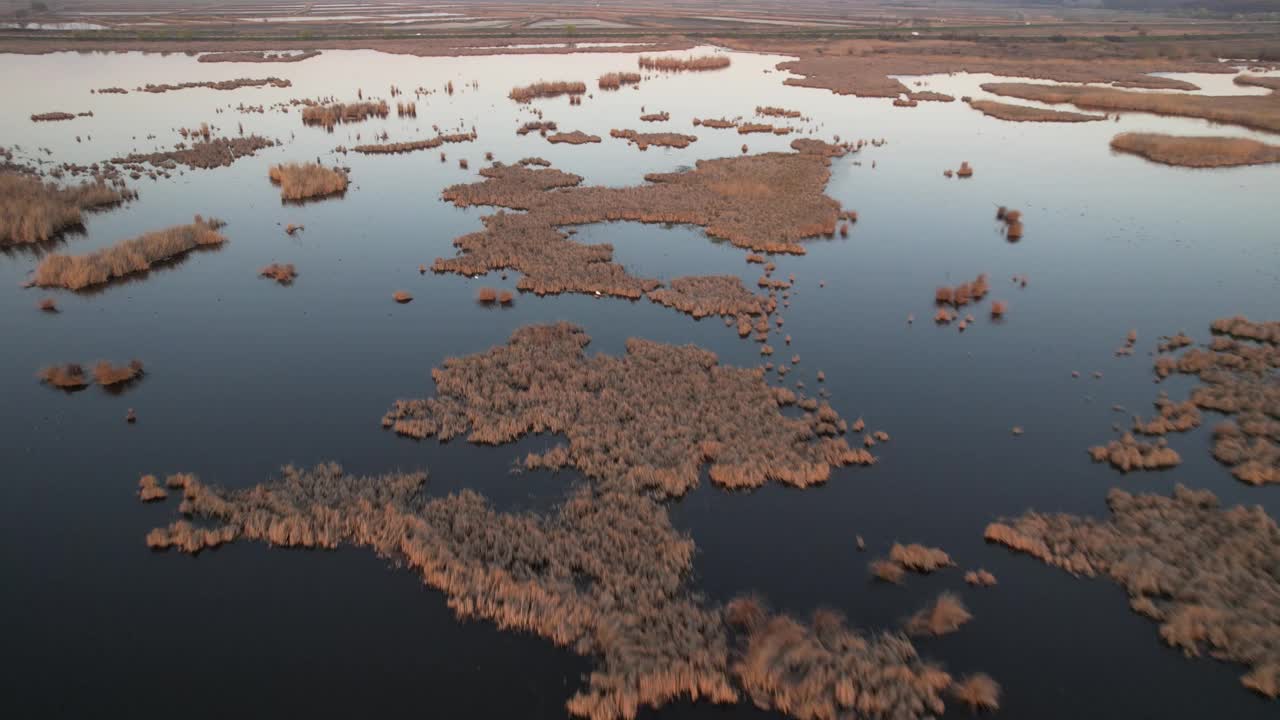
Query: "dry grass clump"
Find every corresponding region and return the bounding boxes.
[39,363,88,389]
[951,673,1001,711]
[352,131,476,154]
[546,130,601,145]
[693,118,736,129]
[517,120,558,135]
[383,323,873,497]
[982,82,1280,134]
[396,101,417,118]
[1110,132,1280,168]
[964,569,998,587]
[934,273,990,307]
[956,161,974,178]
[1,174,132,245]
[138,475,167,502]
[890,542,955,572]
[756,106,801,118]
[259,263,297,285]
[1133,396,1202,435]
[906,592,973,637]
[93,359,143,387]
[268,163,348,201]
[870,559,906,584]
[96,86,127,94]
[33,217,226,290]
[967,99,1104,123]
[639,55,730,72]
[519,157,551,167]
[197,50,320,63]
[392,290,412,304]
[31,112,77,122]
[990,300,1007,317]
[476,287,498,304]
[986,484,1280,697]
[432,150,848,301]
[300,100,388,130]
[498,290,514,305]
[1088,433,1181,472]
[737,122,790,135]
[111,134,276,170]
[640,111,670,122]
[1211,315,1280,344]
[610,129,697,150]
[508,80,586,103]
[893,98,919,108]
[140,77,291,93]
[598,72,641,90]
[647,276,772,319]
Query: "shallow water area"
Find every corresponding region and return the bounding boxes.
[1,44,1279,720]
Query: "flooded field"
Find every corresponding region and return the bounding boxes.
[1,44,1278,720]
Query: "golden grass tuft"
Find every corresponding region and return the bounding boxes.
[890,542,955,572]
[956,161,974,178]
[268,163,349,201]
[870,559,905,584]
[951,673,1001,711]
[300,100,388,130]
[33,217,226,290]
[39,363,88,389]
[138,474,167,502]
[1,174,132,245]
[638,55,730,72]
[906,592,973,636]
[964,569,999,587]
[1110,132,1280,168]
[508,80,586,103]
[598,72,641,90]
[93,359,144,387]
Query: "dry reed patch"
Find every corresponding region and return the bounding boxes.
[34,217,225,291]
[301,100,388,130]
[392,291,412,304]
[93,359,144,387]
[694,118,736,129]
[383,323,873,497]
[647,276,772,319]
[737,122,789,135]
[268,163,348,201]
[259,263,297,285]
[1110,132,1280,168]
[755,106,801,118]
[546,130,601,145]
[509,81,586,103]
[432,149,848,301]
[935,273,990,308]
[140,77,291,93]
[1088,433,1181,472]
[112,134,276,171]
[1236,75,1280,92]
[598,72,641,90]
[610,129,697,150]
[1,174,132,245]
[38,363,88,390]
[517,121,558,136]
[870,559,906,584]
[890,542,955,572]
[197,50,320,63]
[137,474,167,502]
[982,82,1280,134]
[640,111,670,122]
[990,300,1007,317]
[476,287,498,304]
[968,99,1105,123]
[30,112,77,122]
[964,569,998,587]
[951,673,1001,711]
[353,131,476,154]
[639,55,730,72]
[906,592,973,637]
[985,484,1280,697]
[908,91,956,102]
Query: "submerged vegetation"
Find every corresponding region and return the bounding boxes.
[33,217,226,290]
[1,174,132,245]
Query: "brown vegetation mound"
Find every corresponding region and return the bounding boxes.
[968,99,1105,123]
[546,131,601,145]
[935,274,990,307]
[756,106,801,119]
[952,674,1001,711]
[890,542,955,572]
[93,359,144,387]
[647,276,773,319]
[31,112,77,122]
[112,135,276,170]
[140,77,291,93]
[432,150,848,300]
[382,323,873,497]
[598,72,641,90]
[986,485,1280,697]
[38,363,88,390]
[352,131,475,154]
[610,129,697,150]
[33,217,226,290]
[259,263,297,285]
[197,51,320,63]
[906,592,973,637]
[301,101,389,130]
[517,121,558,136]
[1,174,131,245]
[1088,434,1181,472]
[694,118,736,129]
[639,55,730,72]
[1110,132,1280,168]
[509,81,586,103]
[268,163,349,201]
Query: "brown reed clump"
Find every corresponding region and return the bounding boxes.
[1133,396,1202,435]
[890,542,955,572]
[383,323,874,497]
[31,112,77,122]
[96,87,127,94]
[1110,132,1280,168]
[396,101,417,118]
[392,291,412,304]
[956,161,974,178]
[140,77,291,94]
[517,121,558,136]
[498,290,514,305]
[33,217,226,290]
[547,131,601,145]
[756,106,802,119]
[1,174,132,245]
[967,99,1104,123]
[432,149,849,303]
[906,592,973,637]
[965,569,998,587]
[986,484,1280,697]
[111,134,276,170]
[300,100,388,130]
[870,559,906,584]
[38,298,58,313]
[990,300,1007,317]
[640,111,671,122]
[353,131,476,154]
[1088,433,1181,472]
[951,673,1001,711]
[935,273,990,308]
[647,276,772,319]
[982,81,1280,134]
[509,81,586,103]
[476,287,498,304]
[459,158,469,170]
[259,263,297,285]
[138,475,167,502]
[893,98,919,108]
[598,72,641,90]
[639,55,730,72]
[93,359,143,387]
[268,163,348,201]
[39,363,88,389]
[694,118,736,129]
[197,50,320,64]
[610,129,697,150]
[737,123,790,135]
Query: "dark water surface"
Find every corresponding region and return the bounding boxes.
[1,47,1278,719]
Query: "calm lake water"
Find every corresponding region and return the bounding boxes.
[1,46,1278,719]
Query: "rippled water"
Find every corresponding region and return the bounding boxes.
[1,46,1278,720]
